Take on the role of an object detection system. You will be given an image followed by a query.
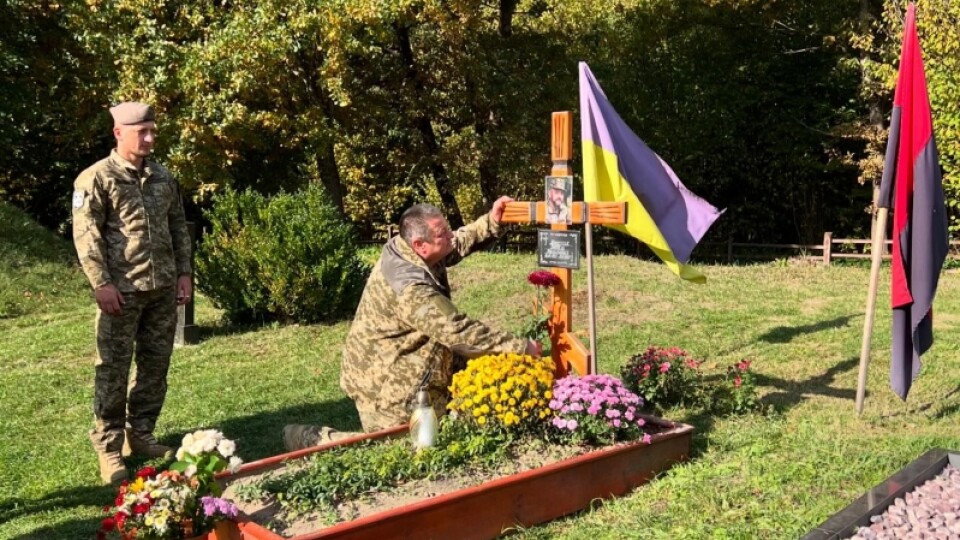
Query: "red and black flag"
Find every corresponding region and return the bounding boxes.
[877,2,949,401]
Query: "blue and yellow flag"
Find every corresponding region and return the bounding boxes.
[579,62,723,283]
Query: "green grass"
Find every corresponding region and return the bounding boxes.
[2,204,960,539]
[0,203,90,319]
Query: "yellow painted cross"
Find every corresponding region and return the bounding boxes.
[500,112,626,377]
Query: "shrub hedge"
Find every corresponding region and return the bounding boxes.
[196,185,369,323]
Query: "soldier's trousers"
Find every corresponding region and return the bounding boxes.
[90,286,177,450]
[353,383,451,433]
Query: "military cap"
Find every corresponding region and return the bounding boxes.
[109,102,155,125]
[548,177,569,192]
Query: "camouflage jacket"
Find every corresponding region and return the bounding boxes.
[340,213,527,423]
[72,150,191,292]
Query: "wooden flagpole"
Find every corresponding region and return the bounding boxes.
[585,223,598,374]
[855,207,889,415]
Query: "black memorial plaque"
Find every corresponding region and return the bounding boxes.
[537,229,581,269]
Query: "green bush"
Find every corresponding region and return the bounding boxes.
[620,346,762,415]
[196,185,369,323]
[621,346,709,410]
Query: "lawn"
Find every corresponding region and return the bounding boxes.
[2,202,959,539]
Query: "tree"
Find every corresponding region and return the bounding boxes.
[0,0,113,231]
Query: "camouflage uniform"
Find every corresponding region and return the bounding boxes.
[546,203,570,224]
[340,213,527,432]
[72,150,191,451]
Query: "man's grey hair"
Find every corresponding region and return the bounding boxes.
[399,204,445,244]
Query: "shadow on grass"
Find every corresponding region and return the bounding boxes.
[678,409,718,459]
[122,397,362,473]
[930,387,960,418]
[3,484,112,540]
[8,517,104,540]
[195,320,268,342]
[194,315,352,344]
[160,397,362,464]
[758,314,857,344]
[874,386,960,420]
[625,357,862,460]
[756,356,859,412]
[671,358,861,460]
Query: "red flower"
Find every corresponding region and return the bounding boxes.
[135,466,157,479]
[659,362,671,373]
[736,359,752,372]
[527,270,561,287]
[734,376,743,388]
[100,517,116,531]
[115,512,127,529]
[132,502,151,515]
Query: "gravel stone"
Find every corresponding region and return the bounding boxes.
[846,465,960,540]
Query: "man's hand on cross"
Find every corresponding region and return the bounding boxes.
[490,196,515,225]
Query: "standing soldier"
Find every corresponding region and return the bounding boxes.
[72,102,193,485]
[283,198,542,450]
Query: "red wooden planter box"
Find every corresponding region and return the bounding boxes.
[220,417,693,540]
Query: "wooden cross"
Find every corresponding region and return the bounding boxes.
[500,111,626,377]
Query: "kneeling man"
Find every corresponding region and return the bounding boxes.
[284,197,540,449]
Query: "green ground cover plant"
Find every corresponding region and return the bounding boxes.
[2,207,960,539]
[234,419,511,525]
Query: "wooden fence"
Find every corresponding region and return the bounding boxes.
[359,228,960,265]
[721,232,960,265]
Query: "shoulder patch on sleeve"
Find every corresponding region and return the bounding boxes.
[72,190,86,209]
[427,293,458,318]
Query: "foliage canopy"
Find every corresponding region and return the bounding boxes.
[2,0,957,240]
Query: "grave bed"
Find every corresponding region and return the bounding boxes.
[218,417,693,540]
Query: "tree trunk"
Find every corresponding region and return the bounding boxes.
[861,0,885,246]
[300,48,346,217]
[314,138,345,215]
[499,0,517,38]
[395,22,464,228]
[471,0,517,208]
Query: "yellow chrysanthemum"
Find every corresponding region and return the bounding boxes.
[447,353,555,431]
[129,477,146,494]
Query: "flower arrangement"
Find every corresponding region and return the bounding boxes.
[620,346,707,409]
[549,374,652,445]
[99,430,243,540]
[520,270,561,347]
[447,353,555,432]
[171,429,244,496]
